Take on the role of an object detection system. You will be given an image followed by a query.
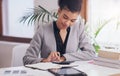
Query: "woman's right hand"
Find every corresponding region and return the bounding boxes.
[41,51,60,62]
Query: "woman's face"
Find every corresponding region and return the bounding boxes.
[56,8,79,30]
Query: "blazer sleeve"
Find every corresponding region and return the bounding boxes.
[64,19,96,61]
[23,25,44,65]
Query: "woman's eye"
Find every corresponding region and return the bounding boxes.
[63,16,68,19]
[71,20,75,22]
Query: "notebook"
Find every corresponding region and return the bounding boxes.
[25,62,78,70]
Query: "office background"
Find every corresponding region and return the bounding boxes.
[0,0,120,68]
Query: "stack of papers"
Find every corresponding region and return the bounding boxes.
[94,57,120,69]
[98,49,120,60]
[25,62,78,70]
[94,49,120,69]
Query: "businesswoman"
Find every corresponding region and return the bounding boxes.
[23,0,96,65]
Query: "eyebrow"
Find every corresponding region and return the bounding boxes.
[64,14,77,21]
[64,14,68,18]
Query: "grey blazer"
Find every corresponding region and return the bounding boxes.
[23,20,96,65]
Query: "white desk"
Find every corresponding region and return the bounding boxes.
[0,61,120,76]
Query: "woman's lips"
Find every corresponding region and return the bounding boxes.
[62,24,68,28]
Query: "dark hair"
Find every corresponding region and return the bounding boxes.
[58,0,82,13]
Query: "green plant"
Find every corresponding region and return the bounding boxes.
[93,19,112,52]
[86,17,120,52]
[20,5,58,25]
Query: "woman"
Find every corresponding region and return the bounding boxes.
[23,0,96,65]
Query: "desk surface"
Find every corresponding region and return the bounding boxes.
[0,61,120,76]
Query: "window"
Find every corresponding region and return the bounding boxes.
[3,0,34,38]
[0,0,34,42]
[87,0,120,48]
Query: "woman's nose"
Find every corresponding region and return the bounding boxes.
[65,20,71,26]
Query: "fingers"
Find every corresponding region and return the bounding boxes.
[48,51,61,62]
[41,58,51,62]
[60,56,66,62]
[57,52,60,57]
[41,51,61,62]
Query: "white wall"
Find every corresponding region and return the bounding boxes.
[34,0,58,11]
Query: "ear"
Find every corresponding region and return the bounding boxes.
[57,8,61,14]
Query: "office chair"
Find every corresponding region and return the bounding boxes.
[11,44,29,67]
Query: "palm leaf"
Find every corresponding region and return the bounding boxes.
[20,5,58,25]
[19,12,33,24]
[37,12,44,23]
[94,19,112,38]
